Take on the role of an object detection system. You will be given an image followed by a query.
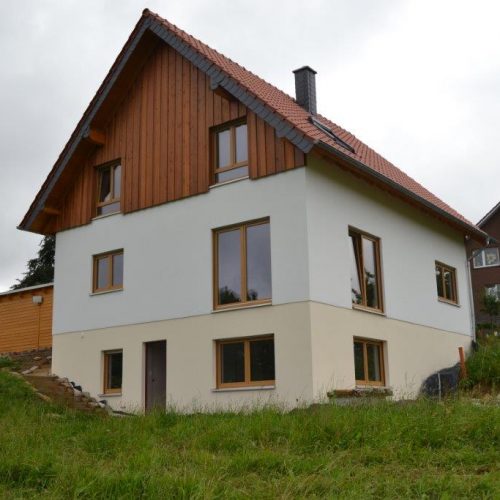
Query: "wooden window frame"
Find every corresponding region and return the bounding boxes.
[95,161,121,216]
[216,335,275,389]
[213,218,271,310]
[92,250,124,293]
[354,338,385,387]
[103,349,123,394]
[211,119,248,183]
[349,228,384,313]
[435,261,458,304]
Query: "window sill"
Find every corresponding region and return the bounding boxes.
[90,288,124,297]
[91,211,121,221]
[98,393,122,398]
[438,298,460,307]
[212,385,275,393]
[209,176,249,189]
[212,301,272,313]
[352,304,385,316]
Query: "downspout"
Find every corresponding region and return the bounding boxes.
[466,254,476,342]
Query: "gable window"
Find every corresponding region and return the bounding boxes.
[353,338,385,386]
[93,250,124,293]
[212,121,248,184]
[103,350,123,394]
[97,163,121,216]
[435,261,458,304]
[216,336,275,388]
[473,248,500,268]
[349,229,383,312]
[214,219,271,309]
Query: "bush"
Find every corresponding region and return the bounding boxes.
[465,337,500,390]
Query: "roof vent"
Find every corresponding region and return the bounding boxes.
[293,66,317,115]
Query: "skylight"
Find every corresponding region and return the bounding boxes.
[310,116,355,154]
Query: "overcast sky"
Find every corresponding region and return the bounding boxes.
[0,0,499,292]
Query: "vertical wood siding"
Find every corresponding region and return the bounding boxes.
[0,286,53,353]
[53,43,305,233]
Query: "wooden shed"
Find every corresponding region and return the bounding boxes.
[0,283,53,353]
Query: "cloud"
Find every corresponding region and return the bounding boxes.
[0,0,498,291]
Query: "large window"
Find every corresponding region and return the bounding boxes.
[435,261,458,304]
[473,248,500,268]
[216,336,275,388]
[96,162,121,216]
[214,219,271,309]
[212,121,248,184]
[353,338,385,386]
[486,284,500,301]
[103,350,123,394]
[349,229,383,312]
[93,250,124,293]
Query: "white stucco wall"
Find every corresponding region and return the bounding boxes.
[305,155,473,336]
[53,169,310,334]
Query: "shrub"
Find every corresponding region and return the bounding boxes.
[465,337,500,390]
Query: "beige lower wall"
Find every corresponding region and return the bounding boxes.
[52,302,313,412]
[310,302,472,399]
[52,301,471,412]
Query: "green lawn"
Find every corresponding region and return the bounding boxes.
[0,370,498,499]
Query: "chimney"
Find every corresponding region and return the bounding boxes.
[293,66,317,115]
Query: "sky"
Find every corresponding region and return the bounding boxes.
[0,0,499,292]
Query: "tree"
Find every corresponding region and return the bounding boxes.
[481,291,499,330]
[11,236,55,290]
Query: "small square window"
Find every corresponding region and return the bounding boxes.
[212,121,248,184]
[353,338,385,386]
[473,248,500,269]
[96,162,121,216]
[103,350,123,394]
[93,250,124,293]
[435,261,458,304]
[216,336,275,388]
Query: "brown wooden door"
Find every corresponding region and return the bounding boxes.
[145,340,166,411]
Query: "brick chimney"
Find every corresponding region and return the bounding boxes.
[293,66,317,115]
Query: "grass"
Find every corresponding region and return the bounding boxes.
[463,336,500,391]
[0,370,498,498]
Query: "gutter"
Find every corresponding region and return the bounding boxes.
[316,141,488,243]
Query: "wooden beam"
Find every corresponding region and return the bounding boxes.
[213,85,237,102]
[83,127,106,146]
[42,206,61,216]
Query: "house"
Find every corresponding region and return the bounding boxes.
[466,202,500,326]
[0,284,53,354]
[19,10,487,411]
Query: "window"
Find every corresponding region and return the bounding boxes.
[212,121,248,183]
[349,229,383,311]
[214,219,271,309]
[435,261,458,304]
[93,250,124,293]
[486,284,500,301]
[473,248,500,268]
[103,350,123,394]
[216,336,275,388]
[96,163,121,215]
[353,338,385,386]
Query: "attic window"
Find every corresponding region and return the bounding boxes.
[96,162,121,216]
[310,116,355,154]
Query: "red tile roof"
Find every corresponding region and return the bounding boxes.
[147,10,474,227]
[20,9,483,239]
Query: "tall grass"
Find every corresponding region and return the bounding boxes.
[0,370,498,498]
[465,336,500,391]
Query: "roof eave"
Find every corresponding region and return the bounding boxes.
[315,141,488,244]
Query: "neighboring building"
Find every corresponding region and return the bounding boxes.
[466,202,500,325]
[19,10,487,411]
[0,284,53,353]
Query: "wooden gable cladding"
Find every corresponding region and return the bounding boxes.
[50,42,305,234]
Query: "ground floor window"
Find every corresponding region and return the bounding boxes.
[216,335,275,388]
[435,261,458,304]
[103,350,123,394]
[353,338,385,386]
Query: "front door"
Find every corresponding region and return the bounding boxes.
[145,340,166,411]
